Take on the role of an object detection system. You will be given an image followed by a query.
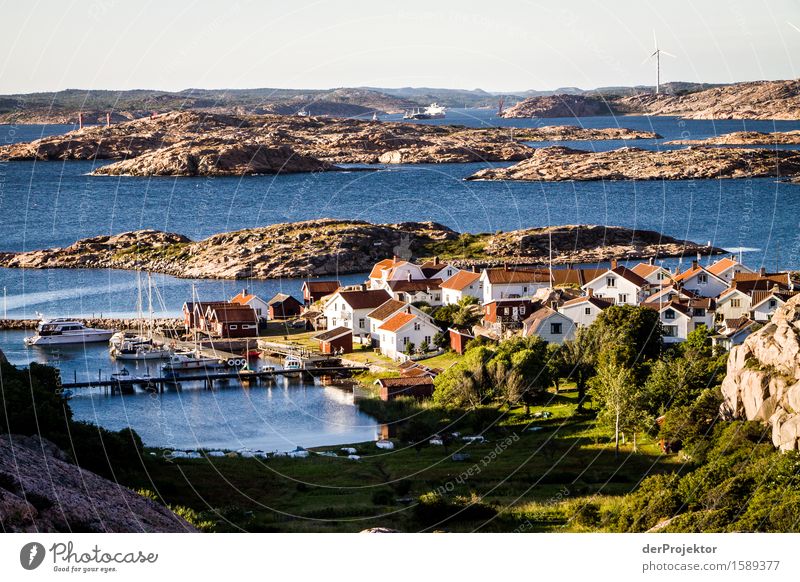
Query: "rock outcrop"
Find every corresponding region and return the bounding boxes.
[500,94,616,118]
[0,435,195,532]
[615,79,800,120]
[467,146,800,182]
[0,219,722,280]
[665,130,800,146]
[721,295,800,451]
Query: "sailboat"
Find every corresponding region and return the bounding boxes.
[110,273,172,361]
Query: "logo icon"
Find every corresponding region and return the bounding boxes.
[20,542,46,570]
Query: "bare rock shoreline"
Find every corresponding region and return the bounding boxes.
[0,219,723,280]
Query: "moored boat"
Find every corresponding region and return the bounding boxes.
[24,318,115,346]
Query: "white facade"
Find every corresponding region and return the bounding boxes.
[715,290,751,322]
[378,315,442,360]
[480,271,549,304]
[523,309,576,344]
[369,260,426,289]
[440,273,482,306]
[367,303,433,341]
[659,306,691,343]
[582,271,645,306]
[323,292,388,340]
[558,298,609,328]
[752,294,785,322]
[676,268,728,298]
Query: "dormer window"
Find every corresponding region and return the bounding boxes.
[697,273,708,284]
[664,309,675,320]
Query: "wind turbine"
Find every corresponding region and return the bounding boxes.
[645,32,676,94]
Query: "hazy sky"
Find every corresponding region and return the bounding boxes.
[1,0,798,93]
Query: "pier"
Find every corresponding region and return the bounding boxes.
[59,366,368,394]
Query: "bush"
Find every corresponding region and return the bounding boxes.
[371,489,395,506]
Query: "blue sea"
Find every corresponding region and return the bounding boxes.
[1,110,798,449]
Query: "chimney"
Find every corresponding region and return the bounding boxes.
[407,272,412,282]
[406,306,411,313]
[471,265,476,273]
[550,301,558,311]
[242,289,247,296]
[760,267,766,276]
[106,112,111,127]
[503,262,508,271]
[434,256,439,265]
[588,288,594,297]
[78,112,84,129]
[360,283,367,292]
[610,258,618,270]
[692,260,698,270]
[648,257,655,265]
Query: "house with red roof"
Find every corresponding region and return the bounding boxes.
[376,306,442,360]
[441,270,482,305]
[479,266,551,304]
[301,280,341,306]
[671,260,728,298]
[322,287,392,341]
[230,289,270,322]
[707,256,756,284]
[630,260,672,286]
[558,291,614,328]
[581,260,650,306]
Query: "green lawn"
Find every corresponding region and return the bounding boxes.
[125,389,683,533]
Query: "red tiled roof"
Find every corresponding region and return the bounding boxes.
[440,270,480,291]
[387,278,442,292]
[303,280,341,294]
[378,311,417,333]
[369,258,399,280]
[707,257,739,276]
[230,291,258,305]
[561,295,614,309]
[483,267,550,284]
[631,263,660,278]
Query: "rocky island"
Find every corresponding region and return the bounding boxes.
[665,130,800,146]
[500,94,616,118]
[0,219,722,279]
[0,111,660,176]
[466,145,800,182]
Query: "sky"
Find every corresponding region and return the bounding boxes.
[0,0,798,94]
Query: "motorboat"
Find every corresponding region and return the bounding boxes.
[24,318,115,346]
[162,351,225,374]
[403,103,446,120]
[111,340,171,360]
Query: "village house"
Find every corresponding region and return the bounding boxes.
[482,298,538,333]
[549,266,607,288]
[374,376,435,401]
[377,307,442,360]
[203,304,259,338]
[713,317,757,351]
[671,260,728,298]
[419,257,460,281]
[751,288,797,321]
[630,260,673,285]
[230,289,270,322]
[366,299,433,342]
[480,267,551,304]
[267,293,303,319]
[558,291,613,328]
[182,300,229,332]
[706,256,756,284]
[301,280,341,306]
[312,326,353,354]
[448,327,475,354]
[715,277,792,322]
[522,306,576,344]
[384,278,443,306]
[642,296,715,342]
[323,288,392,342]
[581,260,650,306]
[368,257,426,289]
[440,270,482,305]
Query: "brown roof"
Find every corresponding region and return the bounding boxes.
[440,270,480,291]
[303,281,341,294]
[313,326,352,342]
[631,263,661,278]
[369,258,399,280]
[206,305,257,323]
[641,300,691,316]
[707,257,740,276]
[483,267,550,284]
[378,311,417,333]
[610,265,649,287]
[387,279,442,292]
[376,376,435,388]
[367,299,408,321]
[185,300,228,312]
[550,267,606,287]
[561,295,614,309]
[751,289,797,307]
[337,289,392,310]
[733,272,791,286]
[268,293,302,306]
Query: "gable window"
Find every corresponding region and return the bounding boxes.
[697,273,708,284]
[606,277,616,287]
[550,322,563,335]
[657,272,666,280]
[413,322,421,331]
[358,318,365,329]
[618,294,628,304]
[664,309,675,320]
[403,336,409,346]
[585,307,591,315]
[731,298,741,308]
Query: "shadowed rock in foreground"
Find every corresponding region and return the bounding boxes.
[0,220,723,280]
[467,146,800,182]
[0,435,196,532]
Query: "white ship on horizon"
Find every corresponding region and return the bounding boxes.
[403,102,446,120]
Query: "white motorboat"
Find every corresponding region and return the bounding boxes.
[403,103,446,120]
[162,351,225,374]
[24,318,115,346]
[112,341,171,360]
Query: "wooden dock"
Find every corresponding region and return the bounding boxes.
[60,366,368,394]
[152,333,250,361]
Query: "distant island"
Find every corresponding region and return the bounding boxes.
[0,219,723,280]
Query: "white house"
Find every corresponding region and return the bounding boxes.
[630,261,672,286]
[384,278,443,306]
[643,301,692,343]
[229,289,270,321]
[366,299,433,341]
[713,317,757,351]
[440,270,482,305]
[480,267,551,304]
[715,287,752,322]
[322,288,392,341]
[706,256,756,285]
[419,258,461,282]
[377,308,442,360]
[368,258,426,289]
[522,307,576,344]
[751,290,795,321]
[581,262,649,306]
[672,261,728,298]
[558,293,613,328]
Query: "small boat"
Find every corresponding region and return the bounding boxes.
[403,102,446,120]
[112,341,171,361]
[55,388,74,400]
[371,112,379,122]
[282,355,303,376]
[162,352,224,374]
[296,108,310,117]
[24,318,115,346]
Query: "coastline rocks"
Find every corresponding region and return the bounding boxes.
[0,434,196,532]
[93,139,333,176]
[721,295,800,451]
[500,94,615,118]
[615,79,800,120]
[467,145,800,182]
[0,219,722,280]
[665,130,800,146]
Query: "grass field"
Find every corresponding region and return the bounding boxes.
[125,388,683,532]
